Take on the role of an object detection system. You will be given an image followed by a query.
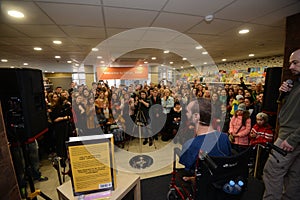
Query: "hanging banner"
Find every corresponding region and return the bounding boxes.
[97,66,148,80]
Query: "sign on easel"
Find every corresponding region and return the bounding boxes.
[66,134,116,198]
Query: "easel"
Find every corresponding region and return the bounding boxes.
[127,107,156,151]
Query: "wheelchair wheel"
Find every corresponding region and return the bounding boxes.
[167,187,187,200]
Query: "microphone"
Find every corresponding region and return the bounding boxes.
[277,79,293,103]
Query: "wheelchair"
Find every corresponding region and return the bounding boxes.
[167,147,251,200]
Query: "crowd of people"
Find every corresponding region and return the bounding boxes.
[43,74,273,163]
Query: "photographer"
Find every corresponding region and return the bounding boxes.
[133,90,153,146]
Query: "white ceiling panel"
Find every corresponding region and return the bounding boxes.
[250,1,300,26]
[0,25,27,37]
[35,0,102,5]
[163,0,235,16]
[0,37,43,46]
[71,38,103,46]
[104,7,158,28]
[102,0,168,11]
[9,25,67,37]
[37,2,104,26]
[60,26,106,38]
[215,0,299,22]
[1,1,54,24]
[187,19,242,35]
[152,12,202,32]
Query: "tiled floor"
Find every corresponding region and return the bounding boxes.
[32,136,184,200]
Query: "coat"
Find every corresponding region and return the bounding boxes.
[229,115,251,145]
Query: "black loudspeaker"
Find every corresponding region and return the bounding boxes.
[262,67,282,114]
[0,68,48,141]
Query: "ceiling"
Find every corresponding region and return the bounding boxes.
[0,0,300,72]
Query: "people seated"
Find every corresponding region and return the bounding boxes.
[179,99,232,183]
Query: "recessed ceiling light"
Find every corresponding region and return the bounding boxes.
[1,59,8,62]
[181,66,184,68]
[182,57,187,61]
[23,63,28,66]
[195,45,203,50]
[163,50,169,54]
[75,64,79,66]
[34,47,42,51]
[169,61,173,64]
[92,48,99,51]
[67,60,72,63]
[53,40,62,44]
[202,52,208,55]
[55,56,61,59]
[203,62,207,64]
[151,57,156,60]
[8,10,24,18]
[97,56,103,59]
[144,61,148,64]
[239,29,250,34]
[222,59,227,61]
[100,61,105,64]
[249,54,255,57]
[173,68,175,70]
[10,66,15,68]
[45,70,48,73]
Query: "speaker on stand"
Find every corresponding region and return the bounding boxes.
[262,67,282,129]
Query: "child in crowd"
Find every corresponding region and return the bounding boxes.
[249,112,274,146]
[249,112,274,179]
[228,103,251,152]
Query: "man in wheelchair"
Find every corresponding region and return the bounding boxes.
[168,99,250,200]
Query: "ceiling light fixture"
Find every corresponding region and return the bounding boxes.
[222,59,227,61]
[53,40,62,44]
[239,29,250,34]
[8,10,24,18]
[151,57,156,60]
[202,52,208,55]
[92,48,99,51]
[182,57,187,61]
[144,61,148,64]
[249,54,255,57]
[204,14,214,22]
[34,47,42,51]
[163,50,169,54]
[169,61,173,64]
[195,45,203,50]
[67,60,72,63]
[23,63,28,65]
[97,56,103,59]
[1,59,8,62]
[55,56,61,59]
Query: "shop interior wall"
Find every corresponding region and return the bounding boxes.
[44,73,72,90]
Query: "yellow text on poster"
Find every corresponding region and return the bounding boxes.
[69,143,112,193]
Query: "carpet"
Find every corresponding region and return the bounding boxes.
[142,175,264,200]
[123,173,264,200]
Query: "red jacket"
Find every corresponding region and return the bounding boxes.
[250,124,274,146]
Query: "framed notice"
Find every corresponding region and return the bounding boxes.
[66,134,116,197]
